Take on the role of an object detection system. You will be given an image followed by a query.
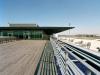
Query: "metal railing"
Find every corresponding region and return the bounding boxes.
[0,36,19,44]
[50,37,100,75]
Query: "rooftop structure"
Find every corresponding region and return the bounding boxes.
[0,23,74,40]
[9,23,39,27]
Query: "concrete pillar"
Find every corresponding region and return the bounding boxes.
[0,32,3,37]
[28,32,30,39]
[23,32,28,39]
[42,34,43,39]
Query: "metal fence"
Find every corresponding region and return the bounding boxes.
[0,36,19,44]
[50,37,100,75]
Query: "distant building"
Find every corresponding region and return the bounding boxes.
[75,34,97,37]
[0,23,74,40]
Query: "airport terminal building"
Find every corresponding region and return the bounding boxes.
[0,23,74,40]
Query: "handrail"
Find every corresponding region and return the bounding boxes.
[50,37,100,75]
[0,37,19,44]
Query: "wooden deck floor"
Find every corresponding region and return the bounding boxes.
[0,40,46,75]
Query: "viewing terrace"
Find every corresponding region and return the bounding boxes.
[0,40,46,75]
[0,36,100,75]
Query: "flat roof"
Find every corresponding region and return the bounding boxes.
[0,27,74,35]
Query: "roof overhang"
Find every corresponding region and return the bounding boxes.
[0,27,74,35]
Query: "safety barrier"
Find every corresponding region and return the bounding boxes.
[50,37,100,75]
[0,37,19,44]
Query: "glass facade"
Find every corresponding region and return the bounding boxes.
[0,30,44,40]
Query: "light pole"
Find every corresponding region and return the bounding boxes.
[69,23,71,42]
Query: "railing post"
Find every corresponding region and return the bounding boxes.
[65,51,68,75]
[87,69,91,75]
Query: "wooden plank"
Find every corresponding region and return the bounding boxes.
[0,40,46,75]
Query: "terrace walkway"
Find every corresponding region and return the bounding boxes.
[0,40,46,75]
[34,41,58,75]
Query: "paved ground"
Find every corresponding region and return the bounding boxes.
[0,40,46,75]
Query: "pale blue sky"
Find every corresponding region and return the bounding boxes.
[0,0,100,34]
